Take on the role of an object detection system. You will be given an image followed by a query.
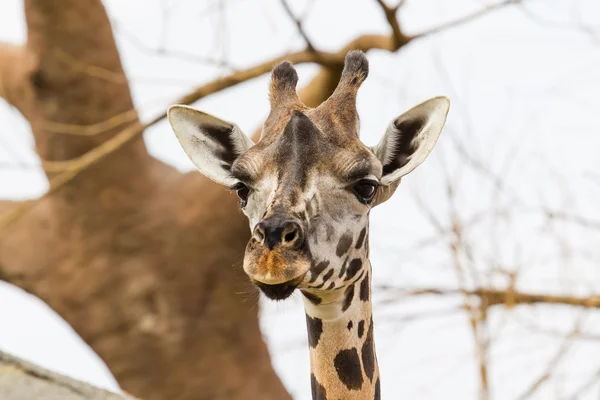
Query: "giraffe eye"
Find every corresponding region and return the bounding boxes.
[233,183,250,208]
[352,180,378,204]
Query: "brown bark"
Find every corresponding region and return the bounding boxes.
[0,1,290,399]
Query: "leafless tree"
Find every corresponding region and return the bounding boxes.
[2,0,597,399]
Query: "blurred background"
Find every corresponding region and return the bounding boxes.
[1,0,600,399]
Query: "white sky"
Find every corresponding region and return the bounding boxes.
[1,0,600,399]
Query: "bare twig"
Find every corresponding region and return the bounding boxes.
[280,0,317,52]
[378,286,600,309]
[112,20,234,69]
[43,109,139,136]
[374,0,407,47]
[54,47,127,84]
[411,0,523,40]
[515,321,581,400]
[566,367,600,400]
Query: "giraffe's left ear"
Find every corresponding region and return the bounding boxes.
[168,105,254,187]
[372,96,450,188]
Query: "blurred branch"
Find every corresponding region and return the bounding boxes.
[443,171,489,400]
[280,0,316,52]
[374,0,407,47]
[411,0,523,39]
[53,47,127,84]
[515,321,581,400]
[541,209,600,231]
[112,20,234,69]
[566,367,600,400]
[380,286,600,309]
[0,120,145,231]
[42,109,139,136]
[515,314,600,342]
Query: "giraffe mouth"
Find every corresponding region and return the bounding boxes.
[252,275,305,300]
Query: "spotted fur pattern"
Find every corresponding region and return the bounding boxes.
[168,49,451,400]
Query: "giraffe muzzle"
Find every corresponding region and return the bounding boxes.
[243,214,311,288]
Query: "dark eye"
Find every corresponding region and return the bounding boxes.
[234,183,250,208]
[352,180,378,204]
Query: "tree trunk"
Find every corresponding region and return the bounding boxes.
[0,1,291,399]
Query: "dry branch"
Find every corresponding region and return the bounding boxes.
[387,287,600,309]
[280,0,317,52]
[374,0,408,47]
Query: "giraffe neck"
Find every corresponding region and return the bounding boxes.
[302,262,380,400]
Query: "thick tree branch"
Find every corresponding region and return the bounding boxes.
[21,0,147,163]
[0,350,137,400]
[0,43,33,116]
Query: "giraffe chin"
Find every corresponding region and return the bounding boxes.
[252,275,305,300]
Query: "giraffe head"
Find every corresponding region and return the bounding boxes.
[168,51,449,303]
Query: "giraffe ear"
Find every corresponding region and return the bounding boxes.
[168,105,254,187]
[372,97,450,187]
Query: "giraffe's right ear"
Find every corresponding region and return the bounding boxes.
[168,105,255,187]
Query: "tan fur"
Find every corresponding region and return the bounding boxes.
[168,50,450,400]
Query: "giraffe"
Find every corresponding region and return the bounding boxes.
[167,51,449,400]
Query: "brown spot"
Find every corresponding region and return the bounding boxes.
[306,315,323,348]
[357,320,365,338]
[347,321,353,331]
[374,377,381,400]
[334,348,364,390]
[359,272,369,302]
[342,284,355,312]
[361,319,375,382]
[336,232,353,257]
[309,261,329,283]
[338,256,349,278]
[346,258,362,280]
[326,224,334,240]
[311,373,327,400]
[322,268,334,283]
[355,227,367,249]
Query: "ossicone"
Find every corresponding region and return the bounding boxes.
[269,61,303,107]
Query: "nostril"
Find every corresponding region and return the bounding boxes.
[254,223,266,242]
[282,222,303,249]
[255,218,304,249]
[284,230,297,243]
